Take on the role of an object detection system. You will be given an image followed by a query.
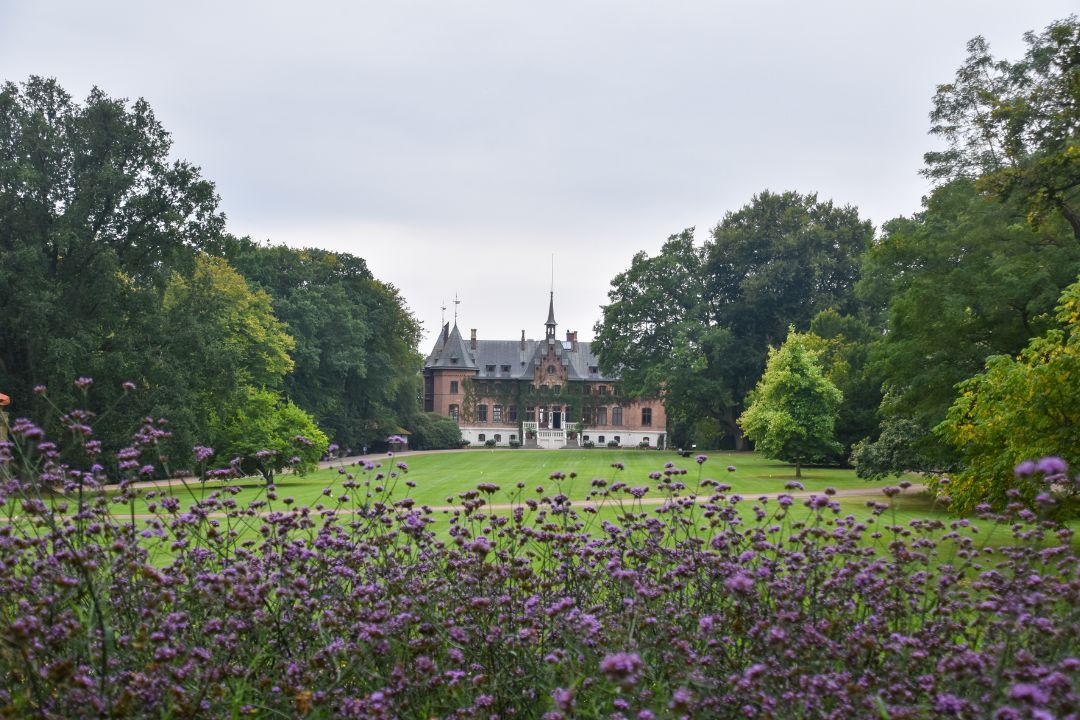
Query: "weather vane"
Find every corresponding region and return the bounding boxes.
[453,292,461,324]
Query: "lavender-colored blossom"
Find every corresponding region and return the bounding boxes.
[74,376,93,390]
[193,446,215,462]
[1035,456,1068,477]
[695,454,707,464]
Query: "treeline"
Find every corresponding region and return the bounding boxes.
[0,77,438,476]
[595,16,1080,512]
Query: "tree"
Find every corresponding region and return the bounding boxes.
[935,276,1080,514]
[854,179,1080,477]
[226,241,422,449]
[594,192,871,449]
[212,387,329,485]
[0,77,224,449]
[738,329,842,478]
[805,310,884,462]
[924,17,1080,240]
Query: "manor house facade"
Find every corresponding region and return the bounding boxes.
[423,295,666,449]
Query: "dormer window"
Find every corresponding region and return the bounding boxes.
[501,364,511,372]
[589,366,599,374]
[486,364,496,373]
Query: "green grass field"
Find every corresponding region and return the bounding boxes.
[133,448,899,514]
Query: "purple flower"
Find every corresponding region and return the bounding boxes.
[74,376,93,390]
[727,465,737,472]
[386,434,406,444]
[695,454,707,464]
[121,380,136,392]
[33,384,47,394]
[725,573,754,593]
[1035,456,1068,477]
[193,446,214,462]
[1014,460,1037,477]
[599,652,643,685]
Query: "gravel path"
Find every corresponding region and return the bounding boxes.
[89,483,927,521]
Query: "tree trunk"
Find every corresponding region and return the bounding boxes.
[795,460,802,479]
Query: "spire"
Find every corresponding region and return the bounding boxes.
[545,291,556,339]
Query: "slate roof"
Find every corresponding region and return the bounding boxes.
[424,323,478,369]
[424,327,616,382]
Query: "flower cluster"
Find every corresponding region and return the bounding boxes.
[1,415,1078,718]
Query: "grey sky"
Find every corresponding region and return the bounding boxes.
[2,1,1075,348]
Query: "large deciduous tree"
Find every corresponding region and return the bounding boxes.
[0,76,224,450]
[738,329,843,478]
[226,241,422,450]
[853,180,1080,478]
[935,276,1080,514]
[594,192,871,449]
[924,17,1080,240]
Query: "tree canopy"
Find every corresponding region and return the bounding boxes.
[0,78,422,470]
[936,276,1080,514]
[924,17,1080,240]
[738,329,843,478]
[594,192,871,450]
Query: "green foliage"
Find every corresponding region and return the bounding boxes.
[226,241,422,449]
[806,310,884,462]
[924,17,1080,240]
[407,412,464,450]
[936,277,1080,513]
[595,192,871,449]
[150,254,295,458]
[212,387,328,483]
[738,329,843,477]
[856,180,1080,476]
[0,77,224,451]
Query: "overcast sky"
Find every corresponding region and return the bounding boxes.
[2,1,1076,348]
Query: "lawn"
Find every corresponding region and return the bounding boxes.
[130,448,898,515]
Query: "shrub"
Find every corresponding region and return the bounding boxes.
[484,438,497,447]
[2,404,1080,718]
[582,440,595,449]
[509,440,521,448]
[407,412,464,450]
[607,440,619,448]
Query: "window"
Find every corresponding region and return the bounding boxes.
[589,365,599,374]
[477,404,488,422]
[478,433,486,442]
[526,406,535,422]
[584,435,590,442]
[449,404,459,422]
[450,380,459,394]
[582,385,590,395]
[564,406,573,423]
[597,407,607,425]
[643,437,650,445]
[508,406,518,422]
[486,364,496,373]
[510,434,516,441]
[614,435,621,444]
[493,405,502,423]
[547,365,556,374]
[553,385,561,395]
[642,408,652,426]
[598,385,608,396]
[494,434,501,442]
[501,364,511,372]
[598,436,605,444]
[612,407,623,425]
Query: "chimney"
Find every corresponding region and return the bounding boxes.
[567,330,578,350]
[470,329,477,350]
[520,330,526,350]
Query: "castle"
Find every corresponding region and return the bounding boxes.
[423,294,666,449]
